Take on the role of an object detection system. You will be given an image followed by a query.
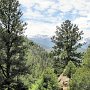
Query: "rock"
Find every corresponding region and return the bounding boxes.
[58,73,69,90]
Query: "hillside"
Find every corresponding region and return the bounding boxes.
[21,39,54,89]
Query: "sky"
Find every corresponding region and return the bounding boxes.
[19,0,90,40]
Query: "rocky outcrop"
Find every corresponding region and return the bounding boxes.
[58,73,69,90]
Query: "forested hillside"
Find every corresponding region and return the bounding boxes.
[0,0,90,90]
[19,39,59,90]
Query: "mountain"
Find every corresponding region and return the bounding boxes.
[79,38,90,52]
[30,35,54,51]
[29,35,90,52]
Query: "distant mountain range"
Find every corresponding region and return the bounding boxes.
[79,38,90,52]
[30,35,90,52]
[30,35,54,51]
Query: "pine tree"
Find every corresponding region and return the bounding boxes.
[38,67,59,90]
[63,61,76,78]
[70,46,90,90]
[52,20,83,75]
[0,0,29,89]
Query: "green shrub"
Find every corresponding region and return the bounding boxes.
[70,47,90,90]
[38,67,59,90]
[63,61,76,78]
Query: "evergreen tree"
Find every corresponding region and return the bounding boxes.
[25,40,54,89]
[63,61,76,78]
[70,46,90,90]
[38,67,59,90]
[0,0,29,89]
[52,20,83,75]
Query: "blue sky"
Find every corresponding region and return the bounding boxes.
[19,0,90,41]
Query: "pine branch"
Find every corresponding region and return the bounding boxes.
[0,65,7,78]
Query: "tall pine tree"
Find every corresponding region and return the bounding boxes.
[0,0,29,89]
[52,20,83,75]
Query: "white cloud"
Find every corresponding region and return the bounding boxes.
[83,30,90,38]
[73,17,90,29]
[19,0,90,40]
[58,0,90,13]
[24,21,56,38]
